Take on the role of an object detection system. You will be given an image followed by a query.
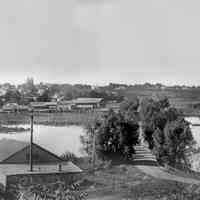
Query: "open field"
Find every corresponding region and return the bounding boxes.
[80,165,200,200]
[120,87,200,115]
[78,145,200,199]
[0,112,100,126]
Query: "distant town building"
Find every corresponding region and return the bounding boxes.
[2,103,29,113]
[30,102,57,112]
[2,103,19,112]
[57,100,74,111]
[72,98,104,110]
[105,101,121,112]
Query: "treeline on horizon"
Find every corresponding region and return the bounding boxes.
[0,78,200,110]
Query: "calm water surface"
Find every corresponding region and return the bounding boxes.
[0,125,85,157]
[0,117,199,158]
[185,117,200,147]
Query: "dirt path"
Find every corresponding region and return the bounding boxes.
[136,165,200,184]
[134,145,200,184]
[87,145,200,200]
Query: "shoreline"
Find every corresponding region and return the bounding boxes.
[0,112,100,127]
[0,126,30,134]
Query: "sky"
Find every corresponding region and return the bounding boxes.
[0,0,200,85]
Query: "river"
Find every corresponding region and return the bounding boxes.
[185,117,200,147]
[0,125,85,157]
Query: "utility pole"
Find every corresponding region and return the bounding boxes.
[91,127,96,170]
[29,111,33,172]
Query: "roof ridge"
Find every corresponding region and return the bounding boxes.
[2,143,63,163]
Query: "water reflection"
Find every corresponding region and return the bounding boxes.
[186,117,200,147]
[0,125,84,157]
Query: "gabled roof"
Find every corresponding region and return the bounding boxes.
[0,161,82,176]
[30,102,57,107]
[58,100,74,105]
[2,142,63,164]
[0,140,83,186]
[0,139,28,162]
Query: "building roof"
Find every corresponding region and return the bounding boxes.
[0,139,28,162]
[30,102,57,107]
[2,103,18,110]
[2,142,63,164]
[0,162,82,176]
[58,100,74,105]
[73,98,103,104]
[0,139,82,186]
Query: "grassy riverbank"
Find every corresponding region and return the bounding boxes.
[0,126,29,133]
[0,112,100,126]
[79,165,200,200]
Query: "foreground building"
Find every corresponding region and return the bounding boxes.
[0,139,82,195]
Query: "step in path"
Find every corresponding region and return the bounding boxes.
[132,145,158,165]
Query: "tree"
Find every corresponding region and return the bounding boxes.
[60,151,78,163]
[4,90,22,104]
[153,119,194,169]
[139,98,163,149]
[139,97,181,149]
[82,109,139,163]
[120,98,139,121]
[81,113,101,158]
[140,97,195,169]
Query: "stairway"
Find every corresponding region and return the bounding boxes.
[132,145,158,166]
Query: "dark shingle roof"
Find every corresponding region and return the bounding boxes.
[0,139,28,162]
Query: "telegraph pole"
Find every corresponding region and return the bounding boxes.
[91,128,96,170]
[29,111,33,172]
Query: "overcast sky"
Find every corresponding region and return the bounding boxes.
[0,0,200,85]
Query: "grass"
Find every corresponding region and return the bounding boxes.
[0,112,100,126]
[80,165,200,200]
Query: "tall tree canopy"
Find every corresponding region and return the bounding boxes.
[82,106,139,163]
[153,119,194,169]
[140,97,195,169]
[120,98,139,121]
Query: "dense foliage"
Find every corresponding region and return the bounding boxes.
[82,101,139,163]
[96,110,139,160]
[140,97,195,169]
[60,151,78,164]
[119,98,139,121]
[153,119,194,169]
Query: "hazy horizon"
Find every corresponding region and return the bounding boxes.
[0,0,200,85]
[0,78,200,87]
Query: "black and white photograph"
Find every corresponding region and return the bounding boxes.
[0,0,200,199]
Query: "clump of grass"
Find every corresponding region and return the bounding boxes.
[60,151,78,163]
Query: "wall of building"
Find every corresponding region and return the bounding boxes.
[6,172,82,200]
